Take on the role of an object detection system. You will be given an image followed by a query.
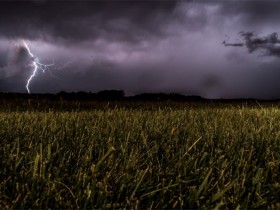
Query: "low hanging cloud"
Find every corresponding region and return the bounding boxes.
[223,32,280,57]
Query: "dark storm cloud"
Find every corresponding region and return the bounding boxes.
[241,32,280,56]
[222,41,243,47]
[0,1,179,44]
[219,1,280,24]
[223,32,280,57]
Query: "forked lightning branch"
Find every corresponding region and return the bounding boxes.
[23,40,54,94]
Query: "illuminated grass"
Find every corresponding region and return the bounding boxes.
[0,103,280,208]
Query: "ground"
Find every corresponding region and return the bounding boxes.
[1,99,280,209]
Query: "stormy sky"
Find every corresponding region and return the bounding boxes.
[1,0,280,99]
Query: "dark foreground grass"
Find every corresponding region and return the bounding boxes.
[1,101,280,209]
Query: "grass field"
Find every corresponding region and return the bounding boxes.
[1,100,280,209]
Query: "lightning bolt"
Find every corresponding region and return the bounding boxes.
[23,40,54,94]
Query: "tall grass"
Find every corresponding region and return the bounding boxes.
[1,102,280,208]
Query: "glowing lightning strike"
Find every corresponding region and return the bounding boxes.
[23,40,54,94]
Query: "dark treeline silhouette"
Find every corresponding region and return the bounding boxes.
[0,90,205,102]
[0,90,125,101]
[131,93,203,101]
[0,90,279,102]
[57,90,125,100]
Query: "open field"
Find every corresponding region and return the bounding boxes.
[1,100,280,209]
